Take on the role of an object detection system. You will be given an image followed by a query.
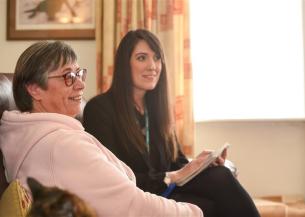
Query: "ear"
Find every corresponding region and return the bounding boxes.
[27,177,44,199]
[26,83,44,100]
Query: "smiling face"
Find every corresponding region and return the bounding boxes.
[130,40,162,97]
[27,61,85,117]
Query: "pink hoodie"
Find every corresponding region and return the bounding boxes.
[0,111,202,217]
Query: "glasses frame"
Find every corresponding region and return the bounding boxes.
[48,68,87,87]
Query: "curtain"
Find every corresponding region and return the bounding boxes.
[95,0,194,156]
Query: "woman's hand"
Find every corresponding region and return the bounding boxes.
[166,146,230,184]
[166,151,212,184]
[196,148,228,167]
[212,147,227,166]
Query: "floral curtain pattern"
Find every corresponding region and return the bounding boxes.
[95,0,194,156]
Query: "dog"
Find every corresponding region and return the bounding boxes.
[27,177,97,217]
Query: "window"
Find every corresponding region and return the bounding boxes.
[190,0,304,121]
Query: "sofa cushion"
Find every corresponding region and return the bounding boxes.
[0,180,32,217]
[254,195,305,217]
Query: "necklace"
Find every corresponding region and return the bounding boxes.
[144,106,150,152]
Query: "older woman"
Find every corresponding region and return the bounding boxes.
[0,41,202,217]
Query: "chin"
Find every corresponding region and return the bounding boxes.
[68,109,81,118]
[146,85,157,90]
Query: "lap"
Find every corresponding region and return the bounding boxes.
[169,192,216,217]
[168,166,260,217]
[174,166,236,196]
[168,166,232,217]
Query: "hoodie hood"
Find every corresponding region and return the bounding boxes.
[0,110,83,181]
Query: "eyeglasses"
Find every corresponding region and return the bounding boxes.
[48,68,87,87]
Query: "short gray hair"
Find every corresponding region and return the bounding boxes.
[13,41,77,112]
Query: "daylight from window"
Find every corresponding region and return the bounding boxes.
[190,0,304,121]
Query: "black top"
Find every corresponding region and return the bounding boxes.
[83,91,188,194]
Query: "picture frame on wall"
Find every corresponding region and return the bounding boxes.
[7,0,95,40]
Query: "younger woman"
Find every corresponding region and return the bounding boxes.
[83,29,260,217]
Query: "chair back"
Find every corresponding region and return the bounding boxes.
[0,73,14,197]
[0,152,8,197]
[0,73,15,119]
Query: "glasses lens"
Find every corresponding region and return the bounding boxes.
[65,72,76,86]
[76,69,87,82]
[63,69,87,86]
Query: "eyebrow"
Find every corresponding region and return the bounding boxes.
[134,52,148,56]
[61,66,80,73]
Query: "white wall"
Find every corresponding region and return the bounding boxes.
[195,120,305,198]
[0,0,96,100]
[1,0,304,199]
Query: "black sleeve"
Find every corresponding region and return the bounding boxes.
[135,171,168,194]
[137,138,190,194]
[169,133,189,170]
[135,148,189,194]
[137,146,189,194]
[170,148,189,171]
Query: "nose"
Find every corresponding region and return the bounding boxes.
[148,58,157,70]
[73,76,85,90]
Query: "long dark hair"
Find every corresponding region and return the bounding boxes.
[110,29,178,161]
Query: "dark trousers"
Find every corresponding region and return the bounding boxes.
[169,166,260,217]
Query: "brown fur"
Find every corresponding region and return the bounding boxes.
[27,177,97,217]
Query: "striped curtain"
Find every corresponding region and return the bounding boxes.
[95,0,194,156]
